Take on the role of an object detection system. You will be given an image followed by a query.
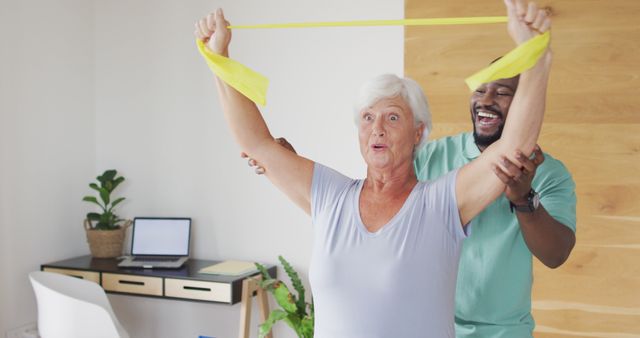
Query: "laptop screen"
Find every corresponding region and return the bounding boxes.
[131,217,191,256]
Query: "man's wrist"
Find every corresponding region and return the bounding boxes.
[509,189,540,213]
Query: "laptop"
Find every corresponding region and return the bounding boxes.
[118,217,191,269]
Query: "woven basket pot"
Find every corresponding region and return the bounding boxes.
[84,219,131,258]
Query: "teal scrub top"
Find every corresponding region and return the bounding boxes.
[414,132,576,338]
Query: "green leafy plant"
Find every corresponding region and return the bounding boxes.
[255,256,314,338]
[82,169,126,230]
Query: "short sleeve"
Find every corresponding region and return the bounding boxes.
[424,169,466,241]
[534,158,577,233]
[311,163,354,223]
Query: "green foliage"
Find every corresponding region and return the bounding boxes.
[258,310,288,338]
[279,256,307,316]
[255,256,314,338]
[82,169,126,230]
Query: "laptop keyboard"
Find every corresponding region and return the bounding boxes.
[132,256,179,262]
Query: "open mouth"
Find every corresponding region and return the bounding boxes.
[475,109,503,126]
[371,144,387,151]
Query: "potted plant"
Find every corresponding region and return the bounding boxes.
[255,256,314,338]
[82,169,131,258]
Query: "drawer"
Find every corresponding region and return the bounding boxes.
[42,268,100,284]
[102,273,162,296]
[165,278,231,303]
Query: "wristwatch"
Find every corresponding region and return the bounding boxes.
[509,189,540,213]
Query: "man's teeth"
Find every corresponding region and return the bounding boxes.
[478,111,498,119]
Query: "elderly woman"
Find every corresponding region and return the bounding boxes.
[195,0,551,336]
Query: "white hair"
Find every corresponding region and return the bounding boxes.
[353,74,432,152]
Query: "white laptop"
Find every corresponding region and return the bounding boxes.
[118,217,191,269]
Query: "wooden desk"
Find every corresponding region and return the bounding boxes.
[42,255,276,338]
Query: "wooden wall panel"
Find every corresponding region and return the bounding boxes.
[406,0,640,337]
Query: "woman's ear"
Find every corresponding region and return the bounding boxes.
[414,122,425,145]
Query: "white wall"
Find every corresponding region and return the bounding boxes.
[2,0,403,337]
[0,0,96,335]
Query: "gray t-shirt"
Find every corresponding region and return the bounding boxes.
[309,163,466,338]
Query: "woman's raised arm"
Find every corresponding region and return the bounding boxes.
[195,9,314,214]
[457,0,553,225]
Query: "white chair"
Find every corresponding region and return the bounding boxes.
[29,271,129,338]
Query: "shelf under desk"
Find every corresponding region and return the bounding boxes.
[41,255,276,304]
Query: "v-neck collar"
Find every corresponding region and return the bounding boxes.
[354,179,421,236]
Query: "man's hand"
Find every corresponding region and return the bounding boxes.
[493,145,545,204]
[241,138,297,175]
[194,8,232,56]
[504,0,551,45]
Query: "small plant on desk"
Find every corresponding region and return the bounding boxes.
[255,256,313,338]
[82,169,127,230]
[82,169,131,258]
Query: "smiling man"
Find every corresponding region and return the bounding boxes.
[472,76,518,150]
[414,73,577,337]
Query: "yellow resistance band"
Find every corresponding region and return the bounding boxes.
[197,39,269,106]
[228,16,507,29]
[197,17,550,106]
[465,31,550,91]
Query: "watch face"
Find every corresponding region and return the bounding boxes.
[531,192,540,209]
